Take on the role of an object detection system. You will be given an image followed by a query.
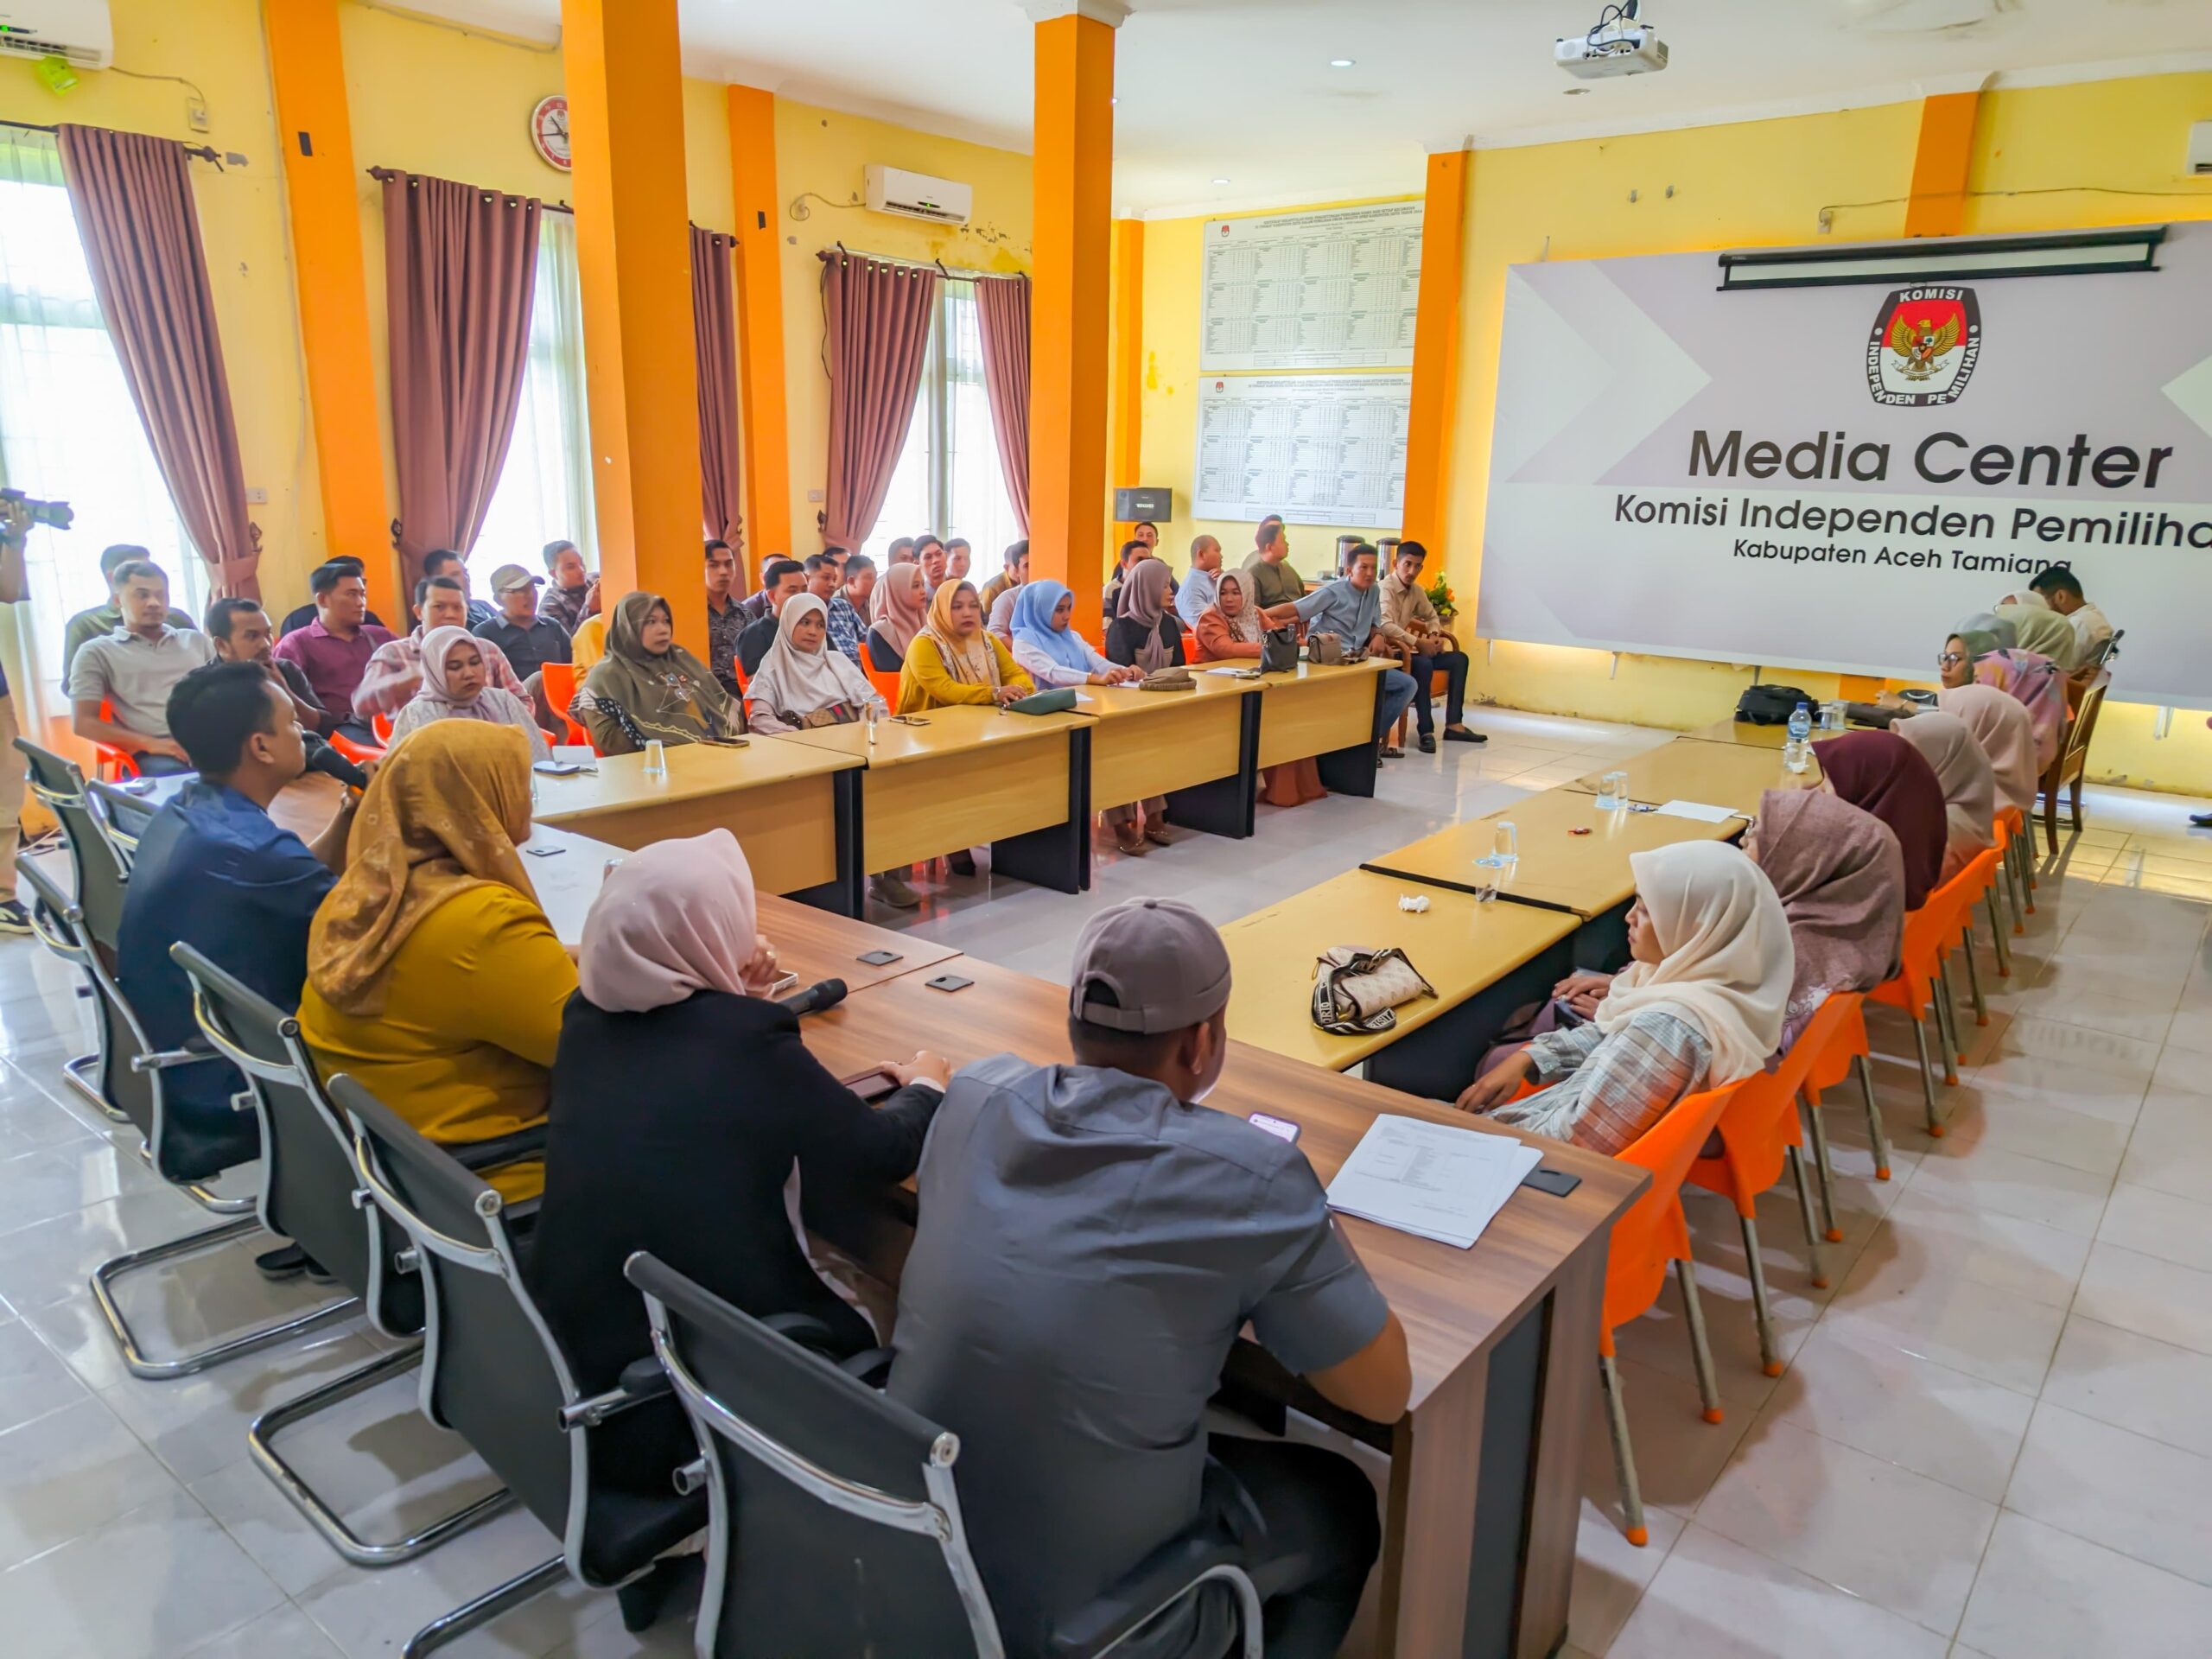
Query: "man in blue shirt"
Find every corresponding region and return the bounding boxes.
[1260,542,1419,759]
[115,662,361,1186]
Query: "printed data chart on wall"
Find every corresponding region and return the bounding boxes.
[1200,201,1424,372]
[1193,374,1411,528]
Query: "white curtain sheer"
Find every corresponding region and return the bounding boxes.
[0,126,203,745]
[470,210,595,591]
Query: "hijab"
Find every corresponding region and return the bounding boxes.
[1895,710,1998,868]
[1211,569,1262,645]
[308,721,537,1019]
[395,626,551,760]
[1592,841,1794,1085]
[870,561,928,655]
[923,579,1000,687]
[1816,729,1948,910]
[1938,683,2037,815]
[1116,558,1174,673]
[1998,601,2078,670]
[1956,611,2018,653]
[580,591,737,746]
[1752,790,1905,1034]
[1971,647,2065,771]
[747,593,875,723]
[577,830,779,1014]
[1013,579,1092,674]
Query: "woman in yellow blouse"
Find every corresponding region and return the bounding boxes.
[895,580,1033,714]
[300,721,573,1200]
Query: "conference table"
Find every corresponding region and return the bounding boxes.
[765,702,1096,894]
[1071,672,1260,839]
[1217,868,1579,1101]
[530,740,867,915]
[1561,734,1818,815]
[791,950,1645,1659]
[1250,658,1393,798]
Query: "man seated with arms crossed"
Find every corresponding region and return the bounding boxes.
[357,575,528,721]
[114,661,363,1187]
[1175,535,1223,630]
[61,543,196,676]
[892,898,1408,1659]
[1240,518,1303,616]
[1379,539,1484,750]
[1259,542,1419,760]
[736,556,807,677]
[2027,563,2113,666]
[273,561,397,741]
[537,538,596,635]
[474,563,574,681]
[67,559,216,775]
[704,538,747,696]
[207,597,336,739]
[826,552,874,667]
[277,555,390,638]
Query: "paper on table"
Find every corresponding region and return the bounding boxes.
[1325,1115,1543,1249]
[1203,665,1253,677]
[1653,798,1738,823]
[1068,692,1094,704]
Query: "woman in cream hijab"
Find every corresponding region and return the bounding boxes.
[1936,683,2038,817]
[1894,709,1998,882]
[1457,842,1792,1155]
[746,594,877,734]
[1996,594,2080,671]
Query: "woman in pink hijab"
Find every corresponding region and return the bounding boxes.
[1936,683,2038,817]
[528,830,950,1496]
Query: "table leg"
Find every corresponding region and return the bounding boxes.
[991,728,1093,894]
[1162,691,1260,839]
[786,768,866,918]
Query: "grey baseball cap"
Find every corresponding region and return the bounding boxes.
[1069,898,1233,1034]
[487,563,543,594]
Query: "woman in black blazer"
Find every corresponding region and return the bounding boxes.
[527,830,947,1493]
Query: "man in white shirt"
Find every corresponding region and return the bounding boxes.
[1173,536,1222,629]
[67,560,216,775]
[2028,564,2113,663]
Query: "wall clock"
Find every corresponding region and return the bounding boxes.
[531,94,571,172]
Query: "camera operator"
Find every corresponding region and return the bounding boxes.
[0,500,38,933]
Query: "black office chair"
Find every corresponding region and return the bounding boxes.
[625,1251,1265,1659]
[14,738,133,1121]
[173,944,515,1567]
[10,855,355,1380]
[334,1077,706,1656]
[87,777,157,868]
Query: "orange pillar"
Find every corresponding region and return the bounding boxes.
[1402,150,1469,552]
[727,85,794,561]
[1109,217,1143,557]
[1903,90,1981,239]
[264,0,394,618]
[1027,2,1120,639]
[560,0,705,649]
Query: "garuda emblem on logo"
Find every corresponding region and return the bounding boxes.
[1866,286,1981,407]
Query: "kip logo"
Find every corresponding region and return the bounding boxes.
[1866,285,1982,407]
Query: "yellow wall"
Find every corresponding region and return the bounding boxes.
[769,100,1033,560]
[1135,197,1423,582]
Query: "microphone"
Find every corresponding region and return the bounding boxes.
[777,978,848,1018]
[302,734,371,791]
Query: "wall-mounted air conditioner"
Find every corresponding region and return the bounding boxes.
[0,1,115,70]
[865,164,972,226]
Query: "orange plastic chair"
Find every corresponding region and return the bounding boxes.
[1866,896,1955,1136]
[867,664,903,709]
[1800,991,1891,1181]
[1935,846,2005,1039]
[92,701,138,781]
[537,662,594,751]
[1994,803,2031,938]
[1596,1079,1742,1545]
[371,712,394,746]
[326,729,386,769]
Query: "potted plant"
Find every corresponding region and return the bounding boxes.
[1424,574,1458,627]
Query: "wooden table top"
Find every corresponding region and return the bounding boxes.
[1218,869,1578,1071]
[762,702,1090,770]
[1681,717,1851,750]
[1254,658,1390,690]
[1072,675,1258,717]
[1363,785,1741,918]
[531,738,859,826]
[102,771,350,845]
[1564,736,1817,814]
[792,953,1643,1408]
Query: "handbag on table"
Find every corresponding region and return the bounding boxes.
[1310,946,1437,1037]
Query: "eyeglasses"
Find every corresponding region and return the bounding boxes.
[1936,652,1965,668]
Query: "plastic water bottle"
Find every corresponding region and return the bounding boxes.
[1785,701,1813,773]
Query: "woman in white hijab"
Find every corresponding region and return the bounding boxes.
[1894,709,1998,882]
[389,626,550,760]
[1456,842,1792,1155]
[745,594,879,734]
[1936,683,2037,817]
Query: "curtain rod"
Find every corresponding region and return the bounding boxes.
[819,242,1010,283]
[364,167,733,238]
[1,115,226,167]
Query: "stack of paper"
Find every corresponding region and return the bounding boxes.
[1654,799,1738,823]
[1325,1115,1544,1249]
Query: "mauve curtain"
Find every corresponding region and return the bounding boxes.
[378,169,540,567]
[56,124,260,599]
[691,226,744,550]
[973,274,1031,534]
[818,250,938,550]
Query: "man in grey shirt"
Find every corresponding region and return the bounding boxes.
[1260,542,1419,758]
[67,560,215,774]
[891,899,1410,1659]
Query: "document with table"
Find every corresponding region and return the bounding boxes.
[1325,1115,1544,1249]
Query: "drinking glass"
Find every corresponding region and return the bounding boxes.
[643,739,667,779]
[1596,769,1630,810]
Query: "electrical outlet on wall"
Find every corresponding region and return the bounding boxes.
[186,99,211,133]
[807,489,824,503]
[245,487,268,505]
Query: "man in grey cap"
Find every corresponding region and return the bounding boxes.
[890,898,1409,1659]
[472,562,574,683]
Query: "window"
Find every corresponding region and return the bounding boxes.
[0,127,206,737]
[471,210,596,594]
[860,278,1021,584]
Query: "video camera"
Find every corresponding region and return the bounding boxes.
[0,489,73,531]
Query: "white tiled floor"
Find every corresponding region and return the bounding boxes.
[0,709,2207,1657]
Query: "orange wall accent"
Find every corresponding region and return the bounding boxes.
[560,0,707,649]
[1402,149,1469,551]
[1027,12,1116,639]
[1110,217,1143,546]
[727,85,794,564]
[264,0,394,617]
[1903,90,1981,238]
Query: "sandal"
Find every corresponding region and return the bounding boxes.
[1380,744,1405,760]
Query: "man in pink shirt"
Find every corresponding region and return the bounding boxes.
[355,574,525,721]
[270,561,397,740]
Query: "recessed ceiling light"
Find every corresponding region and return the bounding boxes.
[1211,176,1231,185]
[1329,58,1355,68]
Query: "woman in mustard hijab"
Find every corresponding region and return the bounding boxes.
[300,721,573,1199]
[896,579,1033,714]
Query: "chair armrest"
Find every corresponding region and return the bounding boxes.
[453,1124,550,1173]
[130,1036,219,1073]
[1050,1529,1246,1659]
[557,1355,673,1432]
[837,1346,894,1388]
